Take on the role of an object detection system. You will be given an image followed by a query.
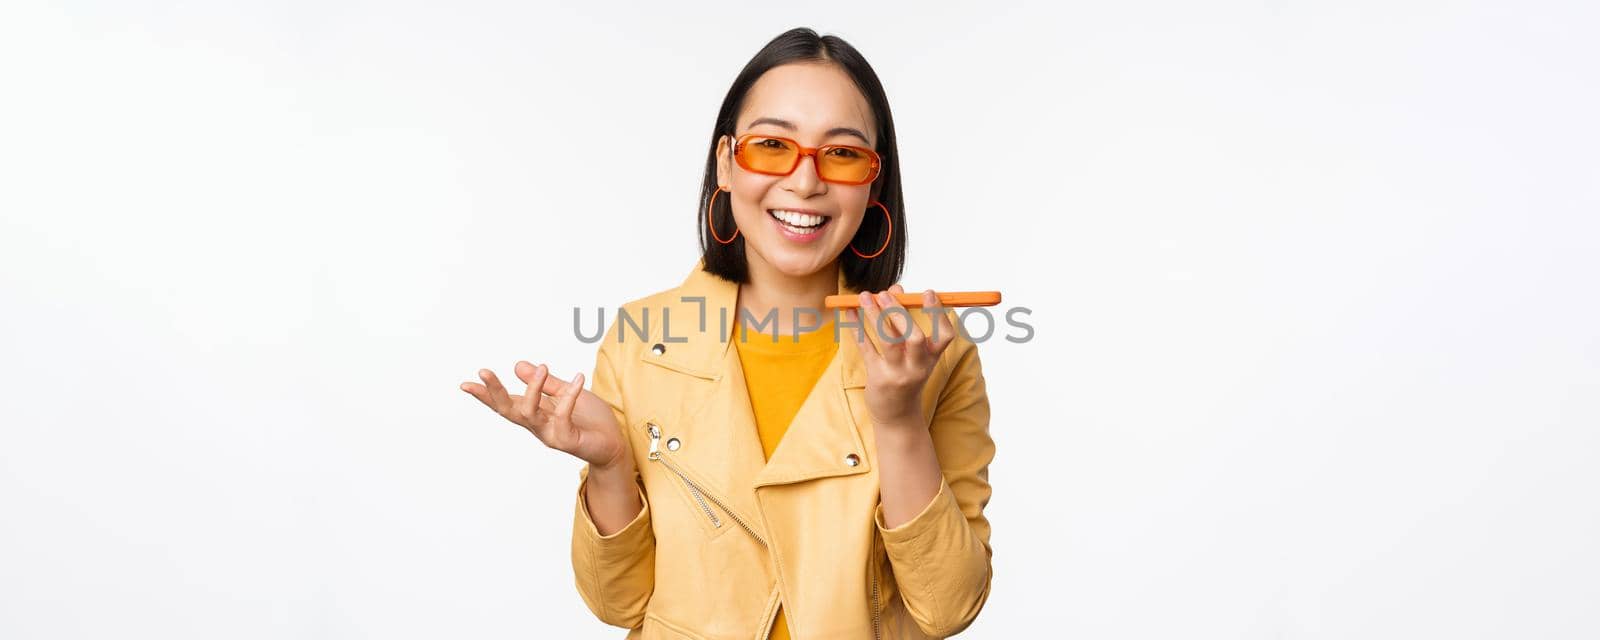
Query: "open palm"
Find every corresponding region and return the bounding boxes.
[460,361,628,468]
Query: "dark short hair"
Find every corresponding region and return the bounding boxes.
[697,27,906,293]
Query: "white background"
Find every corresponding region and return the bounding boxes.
[3,1,1597,638]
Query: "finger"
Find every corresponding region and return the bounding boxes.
[875,291,909,352]
[857,291,886,356]
[459,381,492,406]
[534,363,553,422]
[529,388,564,444]
[844,306,881,364]
[889,288,928,352]
[919,289,947,351]
[554,371,584,421]
[927,289,958,354]
[539,365,572,397]
[478,369,514,415]
[528,365,561,439]
[897,295,928,356]
[883,287,924,353]
[877,290,905,333]
[514,361,545,420]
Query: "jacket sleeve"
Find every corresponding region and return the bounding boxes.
[570,330,656,629]
[874,338,996,638]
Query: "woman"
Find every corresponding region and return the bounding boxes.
[461,28,995,639]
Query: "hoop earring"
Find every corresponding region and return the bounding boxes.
[851,200,892,259]
[707,186,739,245]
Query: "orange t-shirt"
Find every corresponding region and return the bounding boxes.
[734,315,839,640]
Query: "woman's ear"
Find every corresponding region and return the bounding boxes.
[716,135,731,188]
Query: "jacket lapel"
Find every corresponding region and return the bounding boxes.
[636,260,874,539]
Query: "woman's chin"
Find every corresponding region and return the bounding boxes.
[758,242,840,277]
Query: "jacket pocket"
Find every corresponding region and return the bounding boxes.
[639,416,732,541]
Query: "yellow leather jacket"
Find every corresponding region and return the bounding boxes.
[571,259,996,639]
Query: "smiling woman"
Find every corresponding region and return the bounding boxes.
[700,31,907,296]
[463,26,995,640]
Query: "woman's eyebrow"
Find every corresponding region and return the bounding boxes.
[746,117,871,145]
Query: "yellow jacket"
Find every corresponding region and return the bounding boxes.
[571,259,996,639]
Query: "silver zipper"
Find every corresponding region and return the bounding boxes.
[646,422,787,638]
[648,423,721,528]
[649,426,764,545]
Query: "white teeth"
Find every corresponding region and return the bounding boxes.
[769,209,827,228]
[778,220,819,235]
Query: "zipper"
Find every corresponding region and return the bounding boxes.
[646,421,790,638]
[646,423,767,546]
[871,572,881,640]
[647,424,721,528]
[870,535,882,640]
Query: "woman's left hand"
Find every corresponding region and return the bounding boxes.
[844,284,960,428]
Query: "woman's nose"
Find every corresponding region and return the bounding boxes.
[782,153,826,195]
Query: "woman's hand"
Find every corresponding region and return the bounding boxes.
[460,362,631,470]
[843,284,960,428]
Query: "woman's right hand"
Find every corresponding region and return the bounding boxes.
[460,362,631,470]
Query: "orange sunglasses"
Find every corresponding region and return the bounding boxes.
[731,133,883,186]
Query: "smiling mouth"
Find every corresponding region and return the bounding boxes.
[767,208,833,234]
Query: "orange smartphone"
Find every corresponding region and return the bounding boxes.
[825,290,1002,309]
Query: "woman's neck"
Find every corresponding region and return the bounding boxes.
[737,256,839,336]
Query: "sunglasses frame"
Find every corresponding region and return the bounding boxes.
[731,133,883,186]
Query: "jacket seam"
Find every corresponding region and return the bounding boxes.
[878,480,949,544]
[583,479,611,624]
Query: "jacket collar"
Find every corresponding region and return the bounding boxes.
[635,259,873,540]
[647,258,867,390]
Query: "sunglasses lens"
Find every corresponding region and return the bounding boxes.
[735,136,880,184]
[738,136,800,174]
[817,147,876,184]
